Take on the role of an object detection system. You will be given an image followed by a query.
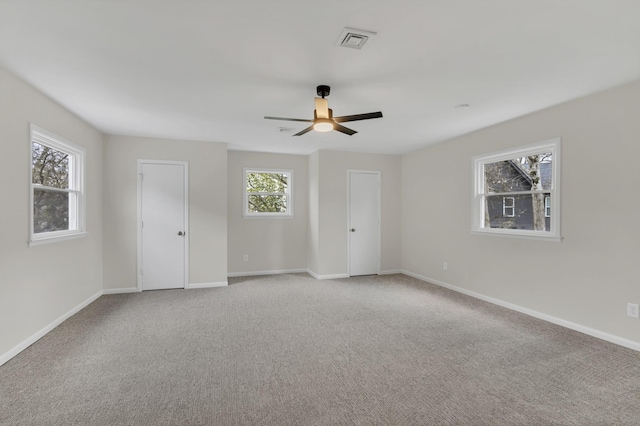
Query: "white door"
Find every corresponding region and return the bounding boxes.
[349,171,380,276]
[139,162,188,290]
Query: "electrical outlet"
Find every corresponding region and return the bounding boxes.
[627,303,639,318]
[243,254,248,262]
[443,262,448,271]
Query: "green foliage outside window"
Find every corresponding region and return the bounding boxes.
[246,172,289,214]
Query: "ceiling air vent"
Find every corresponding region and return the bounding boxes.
[337,27,377,49]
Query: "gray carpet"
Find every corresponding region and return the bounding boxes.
[1,274,639,425]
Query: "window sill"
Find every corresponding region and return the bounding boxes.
[29,231,87,247]
[242,214,294,219]
[470,229,562,243]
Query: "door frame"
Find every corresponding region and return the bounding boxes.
[347,169,381,276]
[137,159,190,292]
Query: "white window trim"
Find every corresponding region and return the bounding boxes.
[243,168,293,218]
[502,197,515,217]
[29,124,86,246]
[471,138,561,242]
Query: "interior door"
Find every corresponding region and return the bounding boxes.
[349,171,380,276]
[139,162,187,290]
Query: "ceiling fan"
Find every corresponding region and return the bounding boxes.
[264,85,383,136]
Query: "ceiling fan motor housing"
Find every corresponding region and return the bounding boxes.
[313,108,333,119]
[316,85,330,98]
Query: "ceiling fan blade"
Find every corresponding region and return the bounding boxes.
[264,116,313,123]
[333,111,383,123]
[334,123,357,136]
[314,98,329,119]
[293,125,314,136]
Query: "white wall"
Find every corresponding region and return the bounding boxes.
[103,135,228,289]
[309,150,402,277]
[227,151,308,274]
[402,80,640,345]
[307,152,320,274]
[0,67,104,358]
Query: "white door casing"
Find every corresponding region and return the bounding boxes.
[138,160,189,291]
[348,171,380,276]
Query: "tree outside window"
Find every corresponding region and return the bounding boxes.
[243,169,293,217]
[32,142,72,233]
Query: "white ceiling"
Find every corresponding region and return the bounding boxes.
[1,1,639,155]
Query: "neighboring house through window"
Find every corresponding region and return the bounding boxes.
[243,168,293,217]
[472,138,561,241]
[30,125,86,245]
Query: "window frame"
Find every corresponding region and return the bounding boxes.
[29,124,86,246]
[471,138,561,242]
[243,168,293,218]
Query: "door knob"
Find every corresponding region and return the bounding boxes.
[350,228,356,232]
[178,231,184,236]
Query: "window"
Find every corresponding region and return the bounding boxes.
[502,197,515,217]
[30,125,85,245]
[243,168,293,217]
[544,196,551,218]
[472,138,561,241]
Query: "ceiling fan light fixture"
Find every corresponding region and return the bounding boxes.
[313,120,334,132]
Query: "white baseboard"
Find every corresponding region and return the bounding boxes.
[0,290,103,367]
[401,270,640,352]
[228,269,350,280]
[306,270,350,280]
[227,269,308,278]
[103,287,139,294]
[188,281,228,289]
[380,269,402,275]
